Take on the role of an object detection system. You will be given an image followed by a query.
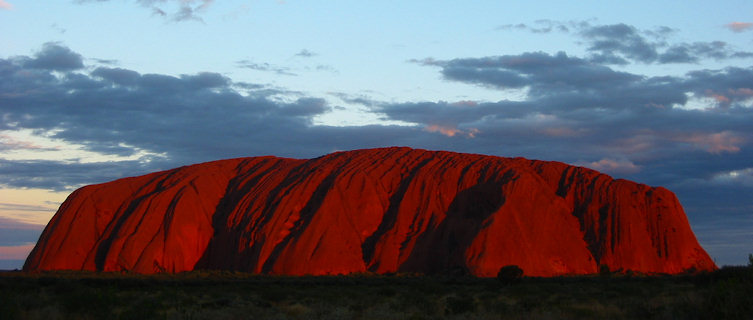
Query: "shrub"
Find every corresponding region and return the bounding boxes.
[496,265,523,284]
[599,264,611,277]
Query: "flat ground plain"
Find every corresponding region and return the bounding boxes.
[1,267,751,320]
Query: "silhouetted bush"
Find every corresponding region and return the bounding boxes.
[599,264,611,277]
[496,265,523,284]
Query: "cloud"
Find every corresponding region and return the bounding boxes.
[0,1,12,10]
[236,60,297,76]
[0,218,44,260]
[0,46,342,187]
[16,42,84,71]
[495,19,585,33]
[581,23,753,64]
[0,44,443,190]
[0,244,36,260]
[659,42,753,63]
[579,158,641,175]
[0,203,56,213]
[687,68,753,102]
[172,5,201,22]
[496,21,753,65]
[0,230,41,247]
[0,159,164,191]
[295,49,317,58]
[329,92,380,107]
[313,64,338,74]
[77,0,214,22]
[89,58,118,65]
[581,23,659,63]
[712,168,753,186]
[0,216,45,230]
[726,22,753,32]
[677,131,745,154]
[375,100,530,129]
[418,51,684,113]
[424,125,479,138]
[0,134,58,152]
[418,51,753,113]
[50,23,66,34]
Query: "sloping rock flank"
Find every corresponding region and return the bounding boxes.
[24,147,716,276]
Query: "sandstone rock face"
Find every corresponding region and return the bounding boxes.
[24,147,716,276]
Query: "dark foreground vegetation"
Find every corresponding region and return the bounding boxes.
[1,266,752,320]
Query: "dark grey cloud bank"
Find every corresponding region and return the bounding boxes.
[2,29,752,264]
[0,43,436,189]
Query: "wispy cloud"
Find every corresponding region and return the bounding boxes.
[77,0,214,22]
[295,49,317,58]
[0,203,56,213]
[50,23,66,34]
[726,22,753,32]
[0,244,36,260]
[495,19,583,33]
[579,158,641,175]
[712,168,753,186]
[0,0,12,10]
[0,216,46,230]
[677,131,745,154]
[236,60,297,76]
[0,217,44,260]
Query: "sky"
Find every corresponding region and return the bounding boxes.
[1,0,752,269]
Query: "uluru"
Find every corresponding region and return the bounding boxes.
[23,147,715,277]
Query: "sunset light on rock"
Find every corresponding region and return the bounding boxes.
[24,148,715,276]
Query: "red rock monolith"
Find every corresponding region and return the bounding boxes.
[24,147,716,276]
